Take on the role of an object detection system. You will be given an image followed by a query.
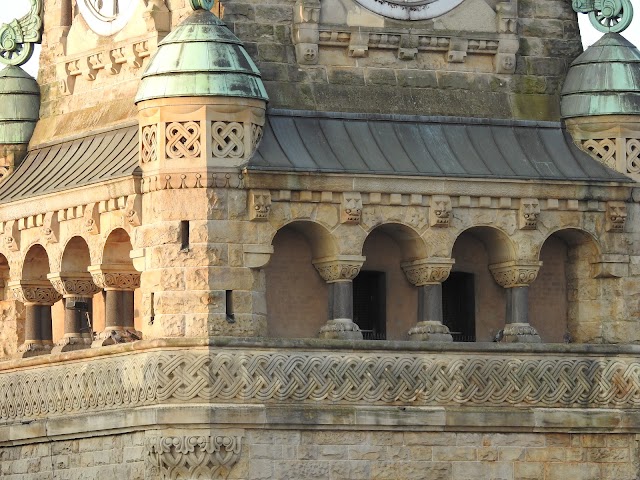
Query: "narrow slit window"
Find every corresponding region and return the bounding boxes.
[180,220,189,250]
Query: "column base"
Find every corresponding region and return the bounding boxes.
[318,319,363,340]
[408,321,453,342]
[51,336,89,354]
[500,323,541,343]
[91,328,142,347]
[16,341,50,358]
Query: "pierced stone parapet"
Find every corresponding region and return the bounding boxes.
[401,258,454,286]
[147,434,243,480]
[489,261,542,288]
[312,255,366,283]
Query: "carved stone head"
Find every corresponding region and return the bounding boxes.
[519,198,540,230]
[249,190,271,221]
[341,192,362,224]
[606,201,627,232]
[429,195,452,228]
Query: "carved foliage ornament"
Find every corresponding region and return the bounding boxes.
[401,259,454,286]
[313,256,366,283]
[489,261,541,288]
[0,0,42,66]
[147,435,242,480]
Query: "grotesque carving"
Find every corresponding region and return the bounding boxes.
[519,198,540,230]
[606,201,627,232]
[429,195,452,228]
[2,220,19,252]
[84,203,100,235]
[124,194,142,226]
[341,192,362,224]
[249,190,271,221]
[42,211,60,244]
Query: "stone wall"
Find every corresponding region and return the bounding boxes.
[0,429,637,480]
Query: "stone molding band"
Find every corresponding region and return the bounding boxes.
[3,348,640,422]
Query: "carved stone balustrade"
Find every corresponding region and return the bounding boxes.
[313,255,366,340]
[402,258,455,342]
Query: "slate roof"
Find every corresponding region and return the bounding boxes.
[0,111,631,204]
[0,125,139,204]
[249,110,632,182]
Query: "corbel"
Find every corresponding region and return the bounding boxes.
[494,37,519,74]
[340,192,362,224]
[143,0,171,34]
[293,0,321,65]
[348,31,369,58]
[429,195,452,228]
[42,211,60,244]
[84,202,100,235]
[518,198,540,230]
[496,1,517,33]
[605,201,627,232]
[398,34,419,60]
[249,190,271,221]
[3,220,19,252]
[447,38,468,63]
[79,55,98,81]
[124,194,142,227]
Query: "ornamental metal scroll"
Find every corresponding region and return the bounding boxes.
[0,0,43,66]
[572,0,634,33]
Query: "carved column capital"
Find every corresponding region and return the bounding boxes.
[147,434,243,479]
[489,261,542,288]
[8,280,61,305]
[47,273,101,297]
[88,265,140,290]
[312,255,366,283]
[401,258,455,286]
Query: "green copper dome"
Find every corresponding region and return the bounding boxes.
[135,10,268,104]
[561,33,640,118]
[0,66,40,145]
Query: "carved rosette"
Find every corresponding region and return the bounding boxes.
[47,273,101,297]
[401,259,455,287]
[147,435,242,480]
[88,266,140,291]
[8,281,61,305]
[489,261,542,288]
[312,256,366,283]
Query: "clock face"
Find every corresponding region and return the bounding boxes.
[77,0,139,36]
[353,0,466,20]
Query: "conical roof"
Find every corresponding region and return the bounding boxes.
[561,33,640,118]
[0,66,40,145]
[135,10,268,104]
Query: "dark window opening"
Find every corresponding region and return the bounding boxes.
[442,272,476,342]
[180,220,190,250]
[353,271,386,340]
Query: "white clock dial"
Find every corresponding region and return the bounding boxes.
[77,0,138,36]
[353,0,466,20]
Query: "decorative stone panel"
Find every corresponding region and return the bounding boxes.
[7,281,61,305]
[47,273,101,297]
[89,265,140,290]
[166,121,202,160]
[147,434,243,480]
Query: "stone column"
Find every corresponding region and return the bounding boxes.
[89,266,141,346]
[489,261,542,343]
[313,255,366,340]
[8,281,61,358]
[401,258,455,342]
[48,273,101,353]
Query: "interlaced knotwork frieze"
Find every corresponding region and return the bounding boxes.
[212,121,244,158]
[3,350,640,422]
[583,138,616,169]
[141,125,158,164]
[627,139,640,174]
[166,121,201,159]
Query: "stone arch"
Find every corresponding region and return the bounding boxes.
[447,226,516,342]
[265,220,335,339]
[532,227,601,343]
[357,223,426,340]
[0,253,10,299]
[61,236,92,273]
[102,228,135,268]
[22,244,51,281]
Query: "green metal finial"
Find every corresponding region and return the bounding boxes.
[0,0,43,67]
[572,0,634,33]
[190,0,215,10]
